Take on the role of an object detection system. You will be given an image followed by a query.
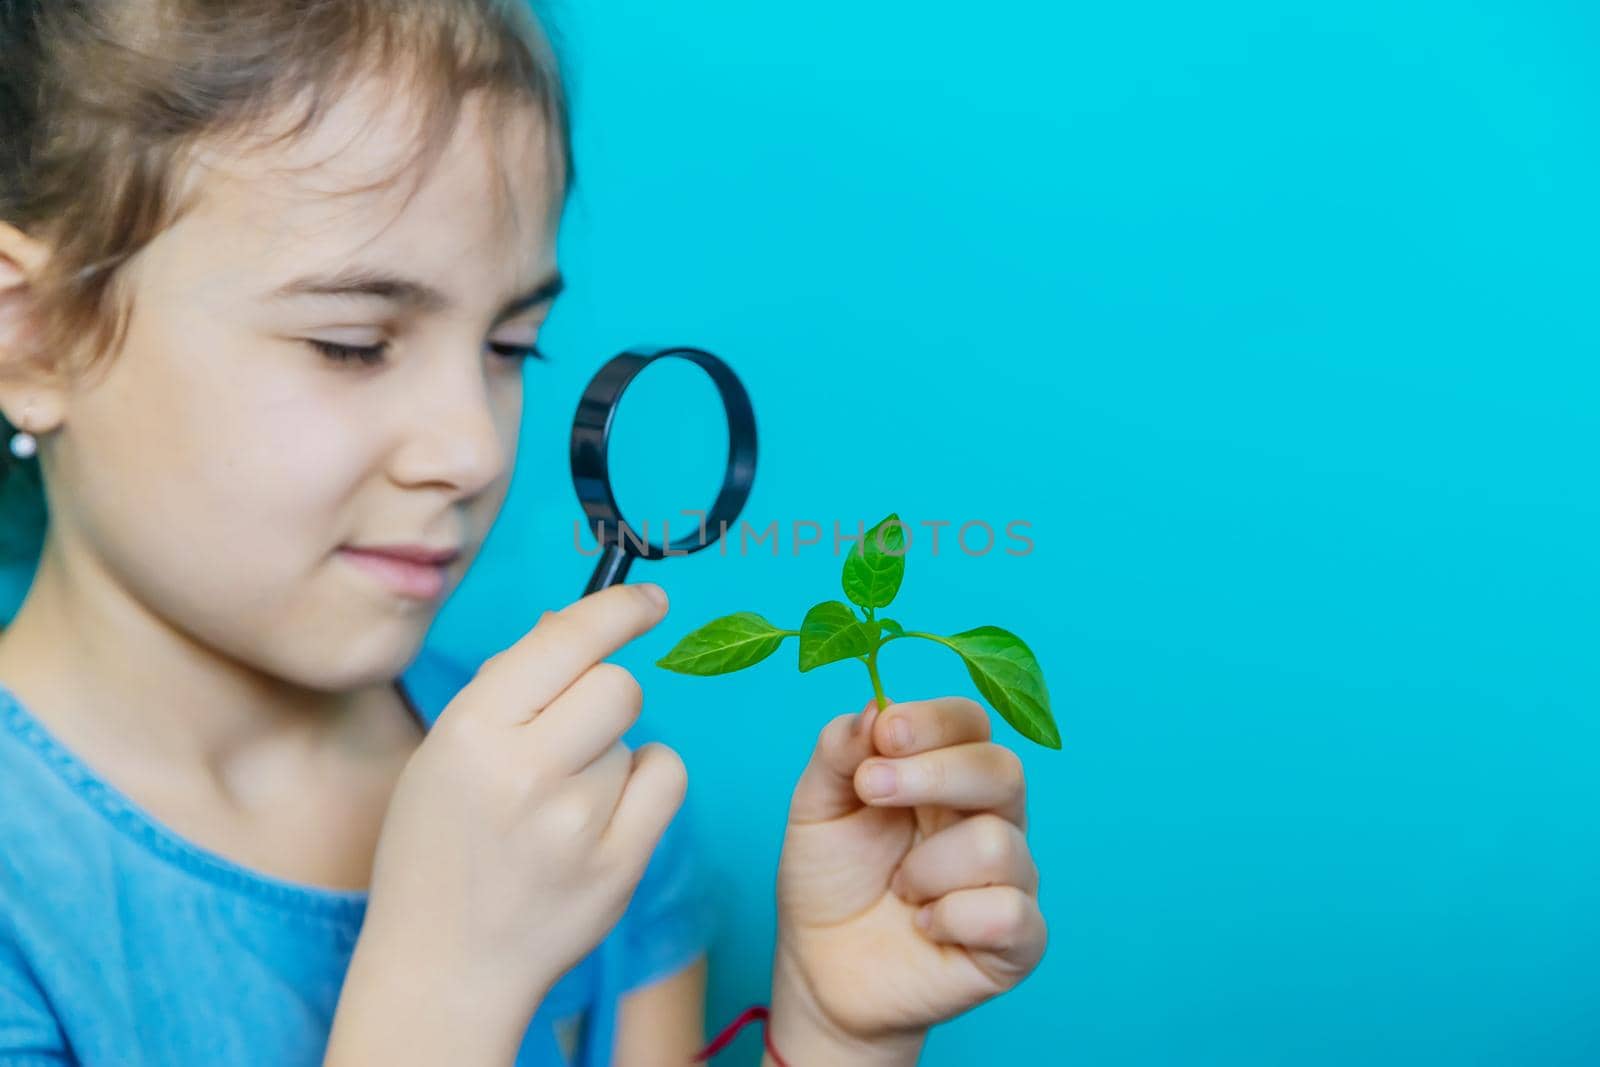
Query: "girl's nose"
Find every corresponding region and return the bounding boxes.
[386,358,513,496]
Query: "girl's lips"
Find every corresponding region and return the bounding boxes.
[337,547,449,600]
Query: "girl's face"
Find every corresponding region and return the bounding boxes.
[42,84,561,689]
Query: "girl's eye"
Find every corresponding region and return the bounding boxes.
[310,339,388,366]
[489,342,549,362]
[308,340,548,366]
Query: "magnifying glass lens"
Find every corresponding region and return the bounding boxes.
[605,359,730,544]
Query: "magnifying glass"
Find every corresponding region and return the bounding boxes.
[569,345,757,597]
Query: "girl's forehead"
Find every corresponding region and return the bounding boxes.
[165,87,556,299]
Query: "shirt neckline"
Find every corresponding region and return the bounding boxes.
[0,669,430,921]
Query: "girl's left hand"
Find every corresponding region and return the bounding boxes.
[768,695,1047,1061]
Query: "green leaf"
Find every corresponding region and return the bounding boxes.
[841,512,907,610]
[940,626,1061,749]
[798,600,873,672]
[878,618,904,637]
[655,612,790,675]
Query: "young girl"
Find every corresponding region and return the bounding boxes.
[0,2,1047,1064]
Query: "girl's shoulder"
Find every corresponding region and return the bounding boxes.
[0,679,100,855]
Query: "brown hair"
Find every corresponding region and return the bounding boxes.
[0,0,576,561]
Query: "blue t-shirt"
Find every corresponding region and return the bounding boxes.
[0,645,715,1066]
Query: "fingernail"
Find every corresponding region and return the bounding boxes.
[915,905,933,930]
[638,583,667,609]
[861,762,897,799]
[855,701,880,738]
[887,715,912,752]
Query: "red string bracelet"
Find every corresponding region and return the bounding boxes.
[693,1003,789,1066]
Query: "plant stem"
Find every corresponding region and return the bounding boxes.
[899,630,953,650]
[864,646,888,710]
[859,630,943,709]
[865,654,887,710]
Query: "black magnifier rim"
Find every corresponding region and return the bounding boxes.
[569,345,757,561]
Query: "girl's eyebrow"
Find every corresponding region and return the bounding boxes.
[266,266,565,325]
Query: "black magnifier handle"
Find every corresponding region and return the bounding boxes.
[585,543,634,596]
[570,345,757,598]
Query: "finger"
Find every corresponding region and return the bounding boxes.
[914,885,1047,977]
[525,661,643,771]
[866,698,1004,838]
[457,583,670,726]
[599,742,688,881]
[889,814,1039,905]
[543,740,634,841]
[787,697,888,824]
[855,741,1027,828]
[872,696,991,758]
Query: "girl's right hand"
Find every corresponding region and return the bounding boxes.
[350,582,687,1033]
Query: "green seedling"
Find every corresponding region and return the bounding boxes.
[654,513,1061,750]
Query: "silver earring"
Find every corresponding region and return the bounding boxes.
[8,403,38,460]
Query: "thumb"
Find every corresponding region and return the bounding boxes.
[787,698,886,824]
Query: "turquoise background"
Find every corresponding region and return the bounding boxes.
[6,0,1596,1062]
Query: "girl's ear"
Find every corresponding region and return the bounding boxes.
[0,218,50,285]
[0,221,67,434]
[0,219,52,359]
